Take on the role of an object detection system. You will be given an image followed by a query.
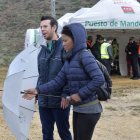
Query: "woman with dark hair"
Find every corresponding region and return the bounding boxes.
[23,23,105,140]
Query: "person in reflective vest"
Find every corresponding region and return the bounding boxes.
[100,37,113,74]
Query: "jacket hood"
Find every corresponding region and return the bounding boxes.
[65,23,87,56]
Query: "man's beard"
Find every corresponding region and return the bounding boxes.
[46,33,53,40]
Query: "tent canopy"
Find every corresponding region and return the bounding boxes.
[69,0,140,29]
[57,13,73,33]
[57,8,90,33]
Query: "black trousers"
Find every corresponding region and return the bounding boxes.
[130,56,139,77]
[73,111,101,140]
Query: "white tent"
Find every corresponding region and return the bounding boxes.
[69,0,140,76]
[57,13,74,33]
[57,8,90,33]
[70,0,140,29]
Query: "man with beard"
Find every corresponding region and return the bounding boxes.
[36,16,72,140]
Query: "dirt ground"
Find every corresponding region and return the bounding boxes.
[0,75,140,140]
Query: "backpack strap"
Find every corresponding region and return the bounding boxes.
[78,49,93,77]
[79,49,112,98]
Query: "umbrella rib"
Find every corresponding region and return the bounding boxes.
[23,75,39,79]
[21,91,61,98]
[19,105,36,112]
[39,94,61,98]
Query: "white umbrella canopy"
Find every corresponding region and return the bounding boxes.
[2,71,28,140]
[2,46,40,140]
[7,46,40,77]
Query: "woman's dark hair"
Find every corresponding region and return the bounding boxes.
[40,16,58,32]
[61,26,74,41]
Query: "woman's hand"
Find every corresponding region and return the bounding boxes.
[70,93,81,103]
[22,88,38,100]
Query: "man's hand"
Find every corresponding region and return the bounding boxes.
[70,93,81,103]
[22,88,38,100]
[61,97,69,109]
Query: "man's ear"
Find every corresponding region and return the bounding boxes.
[52,25,57,32]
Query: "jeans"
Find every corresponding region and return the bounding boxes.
[39,106,72,140]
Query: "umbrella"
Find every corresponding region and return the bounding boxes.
[2,46,40,140]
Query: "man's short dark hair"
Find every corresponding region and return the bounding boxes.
[40,16,58,32]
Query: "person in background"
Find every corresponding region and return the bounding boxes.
[126,37,139,80]
[137,39,140,69]
[34,16,72,140]
[23,23,105,140]
[86,35,93,50]
[125,40,132,76]
[100,37,113,74]
[91,35,104,61]
[112,38,119,74]
[112,38,119,62]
